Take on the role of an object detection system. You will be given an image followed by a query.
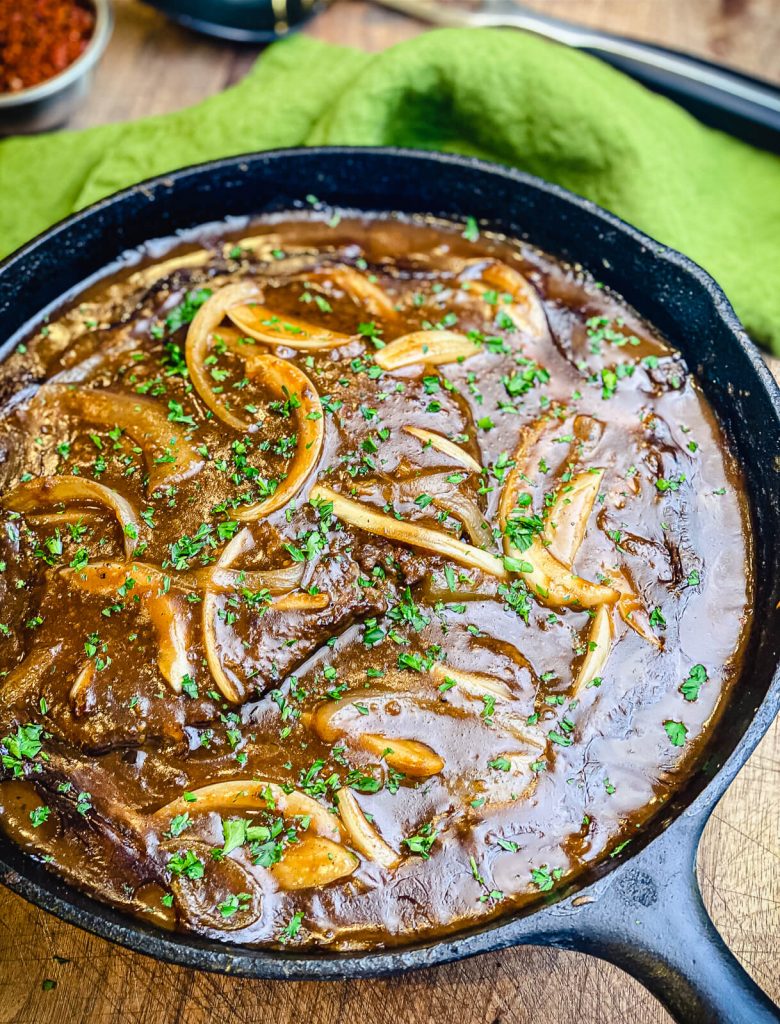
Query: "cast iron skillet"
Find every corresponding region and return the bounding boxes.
[0,148,778,1023]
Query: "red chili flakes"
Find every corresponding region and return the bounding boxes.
[0,0,95,94]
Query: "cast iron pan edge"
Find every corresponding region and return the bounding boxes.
[0,148,778,1024]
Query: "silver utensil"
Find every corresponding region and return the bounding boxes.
[373,0,780,151]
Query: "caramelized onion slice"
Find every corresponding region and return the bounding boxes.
[374,330,481,371]
[513,536,617,609]
[326,267,397,320]
[61,560,172,597]
[127,250,211,288]
[227,304,351,351]
[498,716,548,751]
[360,734,444,777]
[185,281,260,430]
[472,262,549,340]
[189,561,304,595]
[307,693,374,744]
[235,356,324,521]
[48,328,140,387]
[68,660,95,714]
[498,450,617,609]
[273,592,331,612]
[145,591,191,694]
[202,527,251,704]
[3,476,141,559]
[46,387,203,491]
[431,492,490,548]
[612,570,662,647]
[311,485,507,581]
[336,788,399,869]
[62,562,192,695]
[403,426,482,474]
[395,472,489,547]
[152,780,343,843]
[271,836,358,891]
[430,663,513,702]
[572,605,615,695]
[544,469,605,567]
[211,326,267,358]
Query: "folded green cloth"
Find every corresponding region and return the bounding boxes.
[2,29,779,351]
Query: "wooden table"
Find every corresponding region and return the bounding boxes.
[2,3,778,1022]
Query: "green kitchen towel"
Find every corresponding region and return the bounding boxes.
[2,29,779,351]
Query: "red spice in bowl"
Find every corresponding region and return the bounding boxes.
[0,0,96,94]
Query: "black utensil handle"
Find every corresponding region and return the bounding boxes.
[565,817,780,1023]
[583,42,780,153]
[473,2,780,152]
[380,2,780,150]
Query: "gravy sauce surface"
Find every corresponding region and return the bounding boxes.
[0,214,752,949]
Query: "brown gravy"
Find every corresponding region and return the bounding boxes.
[0,214,753,949]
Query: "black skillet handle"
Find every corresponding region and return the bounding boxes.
[476,2,780,152]
[581,40,780,153]
[565,815,780,1023]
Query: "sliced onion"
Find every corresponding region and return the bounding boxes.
[273,592,331,612]
[189,560,304,595]
[475,754,539,812]
[127,250,211,288]
[211,325,267,358]
[336,788,399,869]
[374,330,481,371]
[45,386,203,491]
[498,716,548,751]
[431,491,490,547]
[431,663,513,702]
[68,661,95,714]
[48,328,140,386]
[4,476,141,559]
[202,527,252,704]
[513,535,617,609]
[544,469,604,566]
[234,355,324,520]
[144,591,191,694]
[151,780,343,842]
[396,473,489,547]
[498,451,618,609]
[227,303,351,351]
[469,262,549,340]
[311,484,508,581]
[326,266,397,320]
[26,510,102,528]
[360,734,444,777]
[403,426,482,474]
[611,569,662,647]
[430,665,543,748]
[61,560,172,596]
[572,605,615,695]
[185,281,260,430]
[270,836,358,891]
[61,562,192,695]
[307,691,400,743]
[307,694,371,743]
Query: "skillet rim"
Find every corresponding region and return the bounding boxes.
[0,145,777,979]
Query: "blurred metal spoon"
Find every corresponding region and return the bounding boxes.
[374,0,780,152]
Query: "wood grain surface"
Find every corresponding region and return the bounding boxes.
[2,2,779,1022]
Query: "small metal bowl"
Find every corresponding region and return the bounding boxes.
[0,0,113,136]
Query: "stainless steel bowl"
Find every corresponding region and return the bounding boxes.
[0,0,113,136]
